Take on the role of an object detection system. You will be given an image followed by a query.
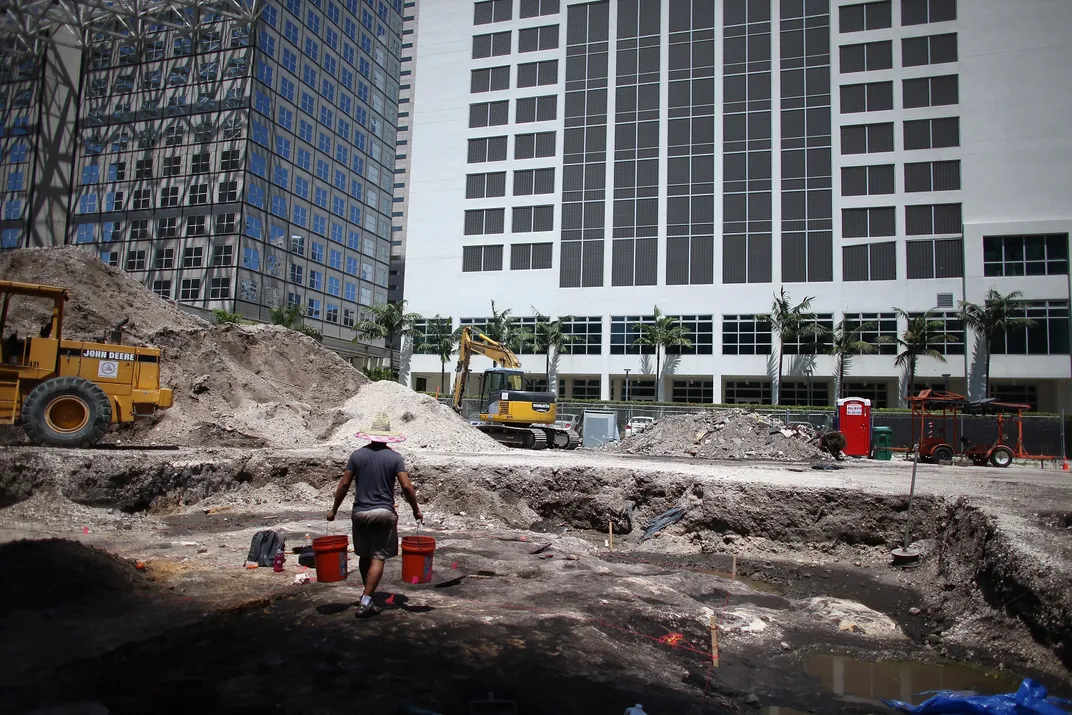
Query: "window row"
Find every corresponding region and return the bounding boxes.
[463,205,554,234]
[80,151,242,185]
[840,238,963,280]
[842,160,960,195]
[76,181,244,212]
[472,24,559,58]
[461,242,553,271]
[469,95,557,128]
[467,132,556,163]
[841,75,957,114]
[840,33,956,73]
[842,202,961,238]
[841,116,959,154]
[466,168,555,198]
[72,214,239,244]
[839,0,955,33]
[470,60,558,93]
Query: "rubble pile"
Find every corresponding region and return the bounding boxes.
[610,409,825,462]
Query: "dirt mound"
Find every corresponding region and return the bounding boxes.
[0,248,370,447]
[145,322,368,448]
[1,247,494,453]
[0,247,203,341]
[609,409,824,462]
[328,380,509,452]
[0,538,150,610]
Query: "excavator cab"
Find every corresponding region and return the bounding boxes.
[480,367,525,413]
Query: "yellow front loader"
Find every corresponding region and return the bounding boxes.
[0,280,173,447]
[451,326,579,450]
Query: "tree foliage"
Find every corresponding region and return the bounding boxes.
[959,289,1035,397]
[761,287,822,404]
[632,305,692,401]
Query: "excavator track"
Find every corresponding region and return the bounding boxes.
[543,427,581,450]
[477,424,548,450]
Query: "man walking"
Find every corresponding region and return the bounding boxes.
[327,412,422,617]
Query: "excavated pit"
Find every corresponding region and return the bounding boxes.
[1,447,1069,713]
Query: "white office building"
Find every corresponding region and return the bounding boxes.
[400,0,1072,410]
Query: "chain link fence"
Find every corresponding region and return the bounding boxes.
[446,397,1067,458]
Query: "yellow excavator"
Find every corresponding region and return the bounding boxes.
[451,326,579,450]
[1,279,173,447]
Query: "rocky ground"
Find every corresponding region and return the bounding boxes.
[1,447,1069,715]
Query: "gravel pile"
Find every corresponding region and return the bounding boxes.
[609,409,824,462]
[328,380,509,453]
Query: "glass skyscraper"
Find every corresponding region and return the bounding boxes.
[48,0,405,345]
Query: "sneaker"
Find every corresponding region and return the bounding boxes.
[355,600,382,618]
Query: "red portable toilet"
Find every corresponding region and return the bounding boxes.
[837,397,872,457]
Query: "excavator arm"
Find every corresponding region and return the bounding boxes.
[451,326,520,413]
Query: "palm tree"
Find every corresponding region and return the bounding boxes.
[894,308,958,399]
[633,305,693,401]
[829,319,882,399]
[353,300,423,381]
[484,300,533,356]
[959,289,1036,398]
[533,315,578,393]
[762,287,822,405]
[484,300,513,344]
[417,315,456,395]
[270,303,321,339]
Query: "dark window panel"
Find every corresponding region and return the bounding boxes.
[842,166,868,196]
[871,241,897,280]
[843,243,869,281]
[843,209,868,238]
[903,77,930,108]
[902,36,929,67]
[906,239,935,279]
[934,238,963,277]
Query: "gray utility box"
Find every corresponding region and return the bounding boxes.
[582,410,619,448]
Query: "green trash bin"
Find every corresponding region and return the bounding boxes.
[871,426,893,460]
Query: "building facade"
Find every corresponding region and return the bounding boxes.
[1,0,405,363]
[388,0,420,302]
[401,0,1072,411]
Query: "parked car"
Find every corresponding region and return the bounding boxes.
[553,413,581,435]
[624,416,655,438]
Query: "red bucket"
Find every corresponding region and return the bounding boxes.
[312,535,349,583]
[400,535,436,584]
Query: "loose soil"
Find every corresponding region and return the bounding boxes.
[0,248,505,454]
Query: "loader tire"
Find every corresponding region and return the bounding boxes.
[22,377,112,448]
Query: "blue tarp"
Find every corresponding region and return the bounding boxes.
[884,678,1072,715]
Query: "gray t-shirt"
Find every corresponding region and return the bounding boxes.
[346,444,406,514]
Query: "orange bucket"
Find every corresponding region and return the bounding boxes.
[312,535,349,583]
[400,535,436,584]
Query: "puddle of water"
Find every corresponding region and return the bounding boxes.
[805,654,1023,705]
[696,568,785,595]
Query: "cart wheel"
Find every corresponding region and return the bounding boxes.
[933,446,954,463]
[990,447,1013,468]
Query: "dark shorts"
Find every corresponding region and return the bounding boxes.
[351,508,398,561]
